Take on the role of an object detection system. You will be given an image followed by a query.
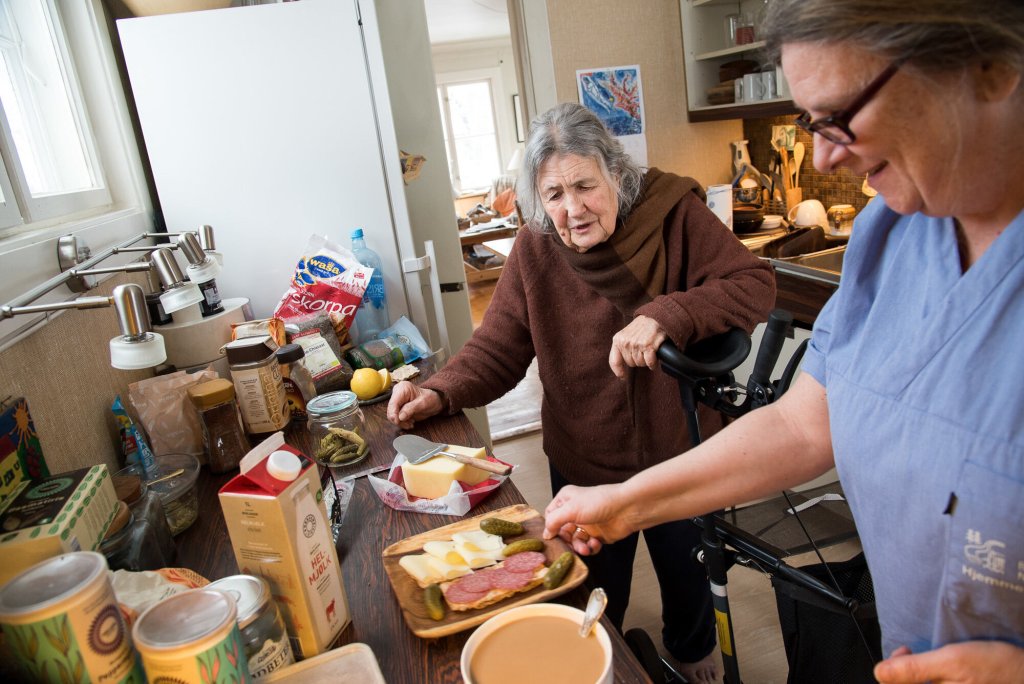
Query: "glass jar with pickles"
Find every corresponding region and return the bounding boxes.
[306,391,368,467]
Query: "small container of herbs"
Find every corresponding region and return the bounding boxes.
[306,391,369,467]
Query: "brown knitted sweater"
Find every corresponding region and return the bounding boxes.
[423,169,776,486]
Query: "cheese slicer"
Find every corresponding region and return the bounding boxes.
[393,434,512,476]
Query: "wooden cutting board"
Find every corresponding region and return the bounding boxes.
[382,504,588,638]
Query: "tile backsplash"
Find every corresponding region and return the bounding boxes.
[743,115,872,215]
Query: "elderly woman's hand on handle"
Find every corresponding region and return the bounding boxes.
[609,315,667,378]
[542,483,638,556]
[385,381,443,429]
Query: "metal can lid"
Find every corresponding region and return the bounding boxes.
[0,552,107,617]
[306,390,358,418]
[206,575,270,630]
[134,589,237,648]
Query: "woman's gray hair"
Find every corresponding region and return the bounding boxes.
[516,102,645,233]
[760,0,1024,74]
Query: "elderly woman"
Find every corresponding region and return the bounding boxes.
[388,102,775,681]
[544,1,1024,682]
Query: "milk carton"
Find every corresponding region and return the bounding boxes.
[219,433,350,659]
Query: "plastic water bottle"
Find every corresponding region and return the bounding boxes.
[350,228,389,343]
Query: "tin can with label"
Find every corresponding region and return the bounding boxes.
[0,552,145,683]
[207,575,294,680]
[133,588,251,683]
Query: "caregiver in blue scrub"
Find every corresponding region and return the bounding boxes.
[543,0,1024,681]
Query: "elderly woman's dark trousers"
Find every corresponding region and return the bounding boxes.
[550,466,717,663]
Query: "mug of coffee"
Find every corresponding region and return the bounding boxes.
[787,199,829,228]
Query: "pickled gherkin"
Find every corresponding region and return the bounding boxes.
[543,551,574,590]
[502,538,545,556]
[479,517,525,537]
[424,583,445,621]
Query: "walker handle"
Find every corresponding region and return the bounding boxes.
[750,309,793,389]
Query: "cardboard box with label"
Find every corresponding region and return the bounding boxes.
[219,433,350,659]
[0,465,117,585]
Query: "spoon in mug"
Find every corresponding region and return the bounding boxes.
[579,587,608,638]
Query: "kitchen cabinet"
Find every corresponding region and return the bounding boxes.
[679,0,798,122]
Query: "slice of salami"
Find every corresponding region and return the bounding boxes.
[451,571,494,593]
[443,583,489,606]
[503,551,546,572]
[489,568,533,591]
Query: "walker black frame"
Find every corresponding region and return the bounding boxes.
[634,310,878,684]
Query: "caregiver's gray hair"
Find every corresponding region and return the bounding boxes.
[759,0,1024,74]
[516,103,644,234]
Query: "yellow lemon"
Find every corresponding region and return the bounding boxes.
[350,367,384,400]
[378,368,393,392]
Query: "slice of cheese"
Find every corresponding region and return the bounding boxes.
[453,542,505,568]
[400,444,490,499]
[427,555,472,581]
[451,530,503,552]
[422,540,467,566]
[399,551,472,587]
[399,554,443,586]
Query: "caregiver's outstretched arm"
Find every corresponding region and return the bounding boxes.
[543,373,834,555]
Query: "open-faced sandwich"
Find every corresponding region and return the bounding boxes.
[398,517,575,619]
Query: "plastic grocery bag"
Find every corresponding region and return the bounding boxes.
[368,451,514,516]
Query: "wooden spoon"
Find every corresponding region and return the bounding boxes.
[792,142,805,187]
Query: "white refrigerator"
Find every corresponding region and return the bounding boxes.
[116,0,488,437]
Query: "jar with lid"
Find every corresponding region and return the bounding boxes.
[206,575,294,680]
[306,391,369,467]
[223,335,290,435]
[187,378,250,473]
[100,500,170,571]
[113,466,177,565]
[276,343,317,423]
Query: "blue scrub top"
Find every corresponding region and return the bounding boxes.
[803,198,1024,655]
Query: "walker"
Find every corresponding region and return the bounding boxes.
[625,310,882,683]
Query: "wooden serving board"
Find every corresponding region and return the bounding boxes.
[382,504,588,638]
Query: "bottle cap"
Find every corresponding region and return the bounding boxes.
[351,227,364,239]
[267,450,301,482]
[275,343,306,364]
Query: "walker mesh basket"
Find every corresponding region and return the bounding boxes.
[771,552,883,684]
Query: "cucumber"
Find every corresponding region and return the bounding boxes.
[502,538,545,556]
[424,583,445,621]
[543,551,575,590]
[479,517,525,537]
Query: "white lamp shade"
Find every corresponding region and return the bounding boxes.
[507,148,523,173]
[110,332,166,370]
[186,257,221,284]
[159,283,204,313]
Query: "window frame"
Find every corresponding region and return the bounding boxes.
[435,67,505,196]
[0,0,155,350]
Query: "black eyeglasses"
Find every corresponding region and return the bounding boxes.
[794,56,907,145]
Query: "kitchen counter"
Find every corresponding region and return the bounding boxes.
[739,227,844,328]
[174,385,652,682]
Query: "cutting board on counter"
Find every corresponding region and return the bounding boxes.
[382,504,588,638]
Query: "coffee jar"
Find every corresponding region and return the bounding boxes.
[188,378,250,473]
[224,335,290,435]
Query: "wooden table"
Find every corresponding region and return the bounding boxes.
[177,394,652,682]
[459,223,517,283]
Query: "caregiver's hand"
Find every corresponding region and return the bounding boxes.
[542,483,635,555]
[874,641,1024,684]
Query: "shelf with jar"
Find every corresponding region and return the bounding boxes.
[680,0,798,122]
